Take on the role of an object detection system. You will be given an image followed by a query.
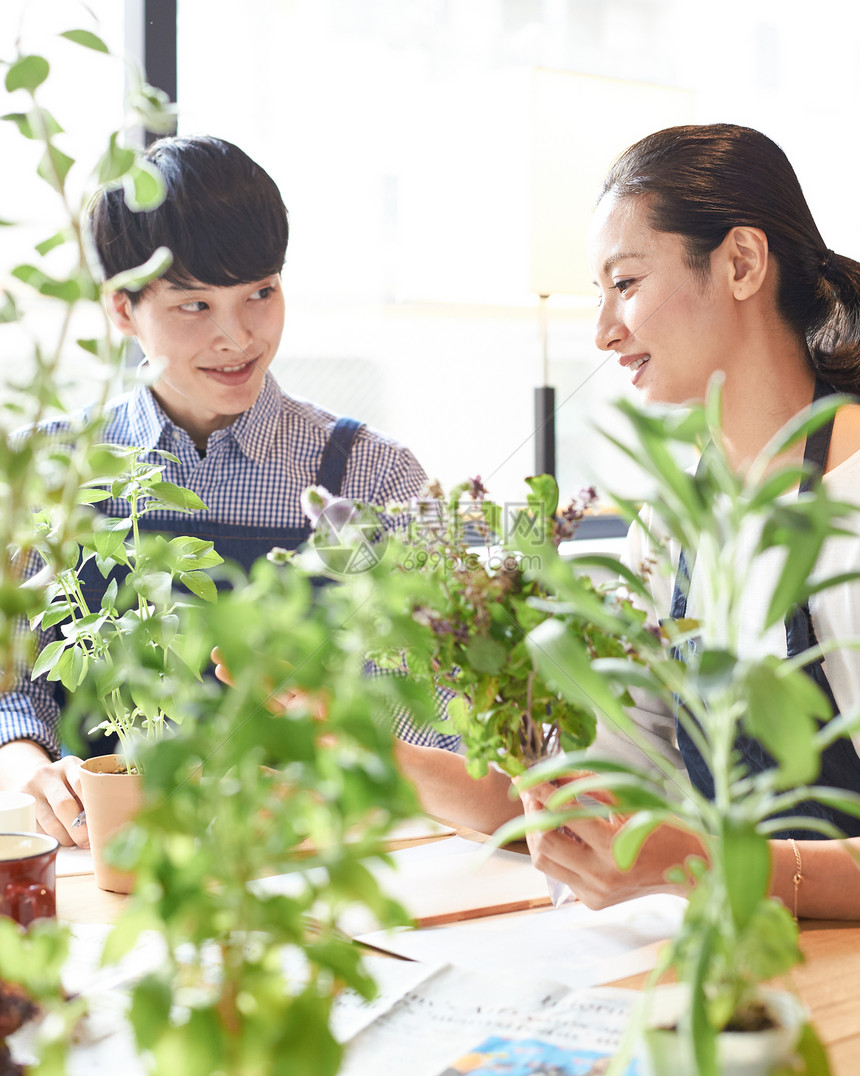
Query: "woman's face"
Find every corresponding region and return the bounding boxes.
[589,193,735,406]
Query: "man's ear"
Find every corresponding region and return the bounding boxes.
[106,290,137,337]
[723,226,769,301]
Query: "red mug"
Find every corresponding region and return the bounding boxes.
[0,833,58,926]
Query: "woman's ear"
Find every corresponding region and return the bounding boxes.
[106,290,137,337]
[724,226,769,301]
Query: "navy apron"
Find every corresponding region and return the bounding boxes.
[67,416,363,754]
[670,380,860,839]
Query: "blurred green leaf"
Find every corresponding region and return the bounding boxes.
[123,159,166,211]
[0,290,19,323]
[103,246,173,294]
[791,1020,833,1075]
[2,107,63,139]
[721,817,770,930]
[612,810,665,871]
[96,132,136,184]
[5,54,50,92]
[742,658,828,786]
[464,635,506,675]
[60,29,110,53]
[37,144,75,192]
[35,229,70,256]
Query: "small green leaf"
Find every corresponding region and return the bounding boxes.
[101,578,119,612]
[96,133,136,185]
[134,570,171,607]
[123,159,166,211]
[0,290,19,323]
[722,816,771,930]
[5,55,50,92]
[526,473,560,518]
[743,657,828,786]
[791,1020,833,1075]
[179,571,217,603]
[56,646,86,691]
[37,145,75,193]
[129,974,173,1049]
[35,230,70,256]
[2,107,63,140]
[31,639,68,680]
[60,29,110,53]
[464,635,507,675]
[695,648,737,693]
[146,481,206,512]
[611,811,665,871]
[151,612,180,649]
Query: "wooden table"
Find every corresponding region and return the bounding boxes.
[610,919,860,1073]
[56,853,860,1073]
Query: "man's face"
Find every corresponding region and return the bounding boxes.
[110,275,285,446]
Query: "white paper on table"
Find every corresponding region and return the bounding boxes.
[56,846,95,877]
[338,961,641,1076]
[252,835,553,935]
[356,892,687,990]
[330,956,447,1042]
[385,816,456,842]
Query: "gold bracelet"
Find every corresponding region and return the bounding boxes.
[788,838,803,922]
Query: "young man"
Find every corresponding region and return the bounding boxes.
[0,135,459,848]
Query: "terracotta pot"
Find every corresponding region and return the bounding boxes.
[79,754,143,894]
[639,983,807,1076]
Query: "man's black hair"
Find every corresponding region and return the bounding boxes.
[91,135,288,303]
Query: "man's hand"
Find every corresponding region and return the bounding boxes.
[21,755,88,849]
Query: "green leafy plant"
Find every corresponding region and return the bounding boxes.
[29,443,223,767]
[101,552,422,1076]
[303,475,646,778]
[495,384,860,1074]
[0,24,175,689]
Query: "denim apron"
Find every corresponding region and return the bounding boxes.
[68,416,363,754]
[670,381,860,839]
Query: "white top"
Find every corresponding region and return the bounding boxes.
[590,448,860,771]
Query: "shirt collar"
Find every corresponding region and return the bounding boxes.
[125,371,281,462]
[219,371,282,463]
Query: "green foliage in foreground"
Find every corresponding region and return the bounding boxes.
[102,556,421,1075]
[495,384,856,1075]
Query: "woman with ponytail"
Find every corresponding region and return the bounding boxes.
[397,124,860,918]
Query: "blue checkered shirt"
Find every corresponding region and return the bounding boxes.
[4,372,460,757]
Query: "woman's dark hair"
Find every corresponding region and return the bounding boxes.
[599,123,860,393]
[90,135,288,303]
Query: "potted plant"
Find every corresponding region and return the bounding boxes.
[28,441,223,891]
[492,385,856,1074]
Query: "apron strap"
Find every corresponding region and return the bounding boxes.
[314,417,364,495]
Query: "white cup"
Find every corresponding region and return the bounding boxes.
[0,792,36,834]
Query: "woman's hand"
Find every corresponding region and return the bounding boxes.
[517,774,704,909]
